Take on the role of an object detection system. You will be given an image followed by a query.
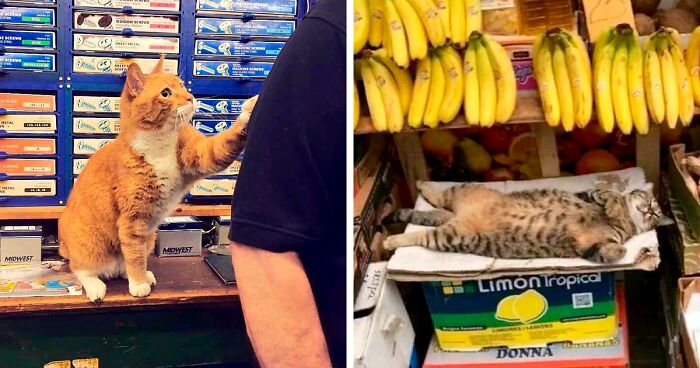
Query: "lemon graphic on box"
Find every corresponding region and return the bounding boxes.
[495,289,548,324]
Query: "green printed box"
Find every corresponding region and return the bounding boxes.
[423,272,617,351]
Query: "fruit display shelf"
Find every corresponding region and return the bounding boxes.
[0,204,231,220]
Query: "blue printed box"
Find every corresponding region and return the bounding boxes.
[196,0,297,16]
[0,53,55,71]
[195,99,244,114]
[192,119,235,134]
[0,30,55,49]
[194,61,272,78]
[195,18,294,38]
[0,7,55,26]
[195,40,284,58]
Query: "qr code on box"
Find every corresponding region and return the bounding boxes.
[572,292,593,309]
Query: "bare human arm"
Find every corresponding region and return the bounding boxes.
[230,241,332,368]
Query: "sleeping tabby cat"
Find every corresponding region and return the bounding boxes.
[383,181,672,263]
[58,57,256,302]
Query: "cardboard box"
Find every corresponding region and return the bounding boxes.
[0,138,55,155]
[73,96,120,113]
[0,225,42,265]
[353,135,385,196]
[0,159,55,176]
[669,144,700,239]
[73,138,113,155]
[0,93,55,112]
[0,115,56,133]
[665,175,700,275]
[73,34,179,54]
[423,272,617,351]
[73,117,120,134]
[0,179,55,197]
[74,0,180,12]
[679,277,700,368]
[195,18,295,38]
[213,216,230,246]
[423,284,629,368]
[73,12,179,33]
[354,262,419,368]
[156,217,203,257]
[73,56,178,75]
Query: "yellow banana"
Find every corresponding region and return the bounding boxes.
[393,0,428,60]
[423,53,445,128]
[483,34,516,124]
[558,34,591,128]
[474,35,496,126]
[354,80,360,129]
[611,33,633,134]
[384,0,410,68]
[360,60,387,131]
[449,0,466,47]
[368,0,384,47]
[437,46,464,123]
[368,58,404,132]
[354,0,370,54]
[383,15,393,57]
[552,37,575,131]
[464,0,481,37]
[371,49,414,115]
[407,0,445,47]
[626,32,648,134]
[533,34,560,127]
[644,38,665,125]
[670,40,694,126]
[408,57,432,127]
[593,27,614,68]
[657,36,679,128]
[464,39,480,125]
[687,26,700,106]
[561,30,591,91]
[433,0,450,40]
[593,31,616,133]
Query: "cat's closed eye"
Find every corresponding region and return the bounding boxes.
[160,88,172,97]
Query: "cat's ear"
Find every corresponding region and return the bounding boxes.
[151,54,165,74]
[125,63,145,98]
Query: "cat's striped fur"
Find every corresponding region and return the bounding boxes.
[383,181,671,263]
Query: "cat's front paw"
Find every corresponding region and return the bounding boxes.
[237,95,259,129]
[128,280,152,298]
[83,278,107,302]
[383,235,399,251]
[145,270,156,286]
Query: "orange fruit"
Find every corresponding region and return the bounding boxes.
[509,133,539,163]
[421,130,459,160]
[574,149,621,175]
[571,123,608,150]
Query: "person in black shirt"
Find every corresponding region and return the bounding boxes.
[228,0,346,366]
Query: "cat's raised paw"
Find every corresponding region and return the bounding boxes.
[145,271,156,286]
[128,281,152,298]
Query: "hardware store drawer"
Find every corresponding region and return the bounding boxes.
[0,93,55,112]
[73,0,180,11]
[73,96,120,113]
[195,98,244,115]
[73,56,178,75]
[74,12,179,33]
[73,34,179,54]
[194,40,284,58]
[0,138,55,155]
[0,179,56,197]
[196,0,297,16]
[0,158,55,176]
[0,53,55,71]
[0,30,55,50]
[0,7,55,27]
[0,115,56,133]
[195,18,294,38]
[73,138,114,156]
[73,117,120,134]
[193,61,272,78]
[190,178,236,196]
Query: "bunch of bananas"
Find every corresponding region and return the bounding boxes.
[353,0,481,65]
[641,27,694,129]
[532,28,592,132]
[687,26,700,108]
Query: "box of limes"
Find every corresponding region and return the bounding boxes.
[422,272,617,351]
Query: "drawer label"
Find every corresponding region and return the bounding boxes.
[74,0,180,11]
[74,12,179,33]
[0,115,56,133]
[74,56,178,74]
[0,30,55,49]
[74,138,113,155]
[73,117,120,134]
[0,138,56,155]
[0,7,55,26]
[192,119,235,134]
[0,93,55,112]
[74,34,179,54]
[196,0,296,15]
[190,178,236,196]
[0,159,55,176]
[194,61,271,78]
[218,160,240,176]
[0,53,55,71]
[0,179,56,196]
[74,96,121,113]
[73,158,89,175]
[194,40,284,57]
[195,98,244,114]
[195,18,294,37]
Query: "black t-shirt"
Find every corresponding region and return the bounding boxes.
[228,0,346,366]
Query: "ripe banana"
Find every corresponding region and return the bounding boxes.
[354,0,370,54]
[464,40,480,125]
[558,34,591,129]
[626,32,648,134]
[669,40,694,126]
[407,0,446,47]
[408,57,432,127]
[360,59,387,131]
[483,34,516,124]
[368,0,384,47]
[424,53,446,128]
[657,36,679,128]
[433,0,450,40]
[372,49,414,115]
[687,27,700,106]
[593,27,614,67]
[384,0,410,68]
[383,14,393,57]
[533,34,560,127]
[437,46,464,123]
[561,30,591,92]
[449,0,466,47]
[474,35,496,126]
[367,58,404,132]
[593,30,616,133]
[611,33,633,134]
[644,38,665,125]
[393,0,428,60]
[551,36,575,132]
[354,80,360,129]
[464,0,481,37]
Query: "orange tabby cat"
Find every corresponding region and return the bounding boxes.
[58,58,256,302]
